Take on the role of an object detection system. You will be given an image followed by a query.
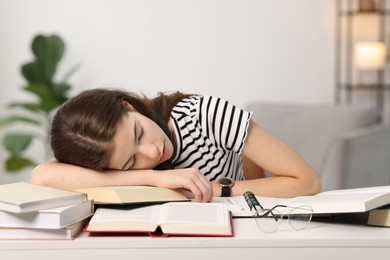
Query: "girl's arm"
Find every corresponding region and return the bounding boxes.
[212,120,321,198]
[30,159,213,202]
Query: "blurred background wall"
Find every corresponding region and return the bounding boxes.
[0,0,338,183]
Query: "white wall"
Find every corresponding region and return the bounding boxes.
[0,0,336,183]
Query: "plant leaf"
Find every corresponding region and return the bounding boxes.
[32,35,65,81]
[0,115,41,127]
[3,134,34,155]
[2,34,72,174]
[24,83,52,99]
[21,62,41,82]
[5,156,37,172]
[22,83,69,111]
[52,82,71,101]
[24,83,62,111]
[8,102,44,113]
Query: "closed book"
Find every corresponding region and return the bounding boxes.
[85,202,234,237]
[75,185,189,205]
[0,200,93,229]
[0,218,89,240]
[367,208,390,227]
[0,182,88,213]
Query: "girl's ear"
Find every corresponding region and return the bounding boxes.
[122,100,134,110]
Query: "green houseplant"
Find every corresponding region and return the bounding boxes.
[0,34,79,172]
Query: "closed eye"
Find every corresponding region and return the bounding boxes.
[130,123,144,169]
[122,155,134,171]
[121,120,139,171]
[138,126,144,141]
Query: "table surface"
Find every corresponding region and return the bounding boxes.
[1,217,390,247]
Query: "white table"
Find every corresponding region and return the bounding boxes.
[1,218,389,260]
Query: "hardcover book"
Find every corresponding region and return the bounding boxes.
[84,202,234,237]
[0,200,93,229]
[285,185,390,214]
[0,182,88,213]
[0,218,89,240]
[215,185,390,217]
[75,185,189,205]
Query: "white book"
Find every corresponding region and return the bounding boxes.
[215,185,390,216]
[0,200,93,229]
[0,182,88,213]
[0,218,89,240]
[285,185,390,214]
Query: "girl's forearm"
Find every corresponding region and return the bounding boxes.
[30,160,213,202]
[213,175,321,198]
[30,160,156,191]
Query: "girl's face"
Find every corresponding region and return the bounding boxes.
[109,110,174,170]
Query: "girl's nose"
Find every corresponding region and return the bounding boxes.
[138,143,160,159]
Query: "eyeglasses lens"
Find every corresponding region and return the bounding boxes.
[254,209,282,233]
[287,205,313,231]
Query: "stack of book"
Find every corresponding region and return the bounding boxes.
[0,182,93,240]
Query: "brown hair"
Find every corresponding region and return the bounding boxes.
[50,88,192,170]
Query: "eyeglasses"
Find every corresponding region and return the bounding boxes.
[253,204,313,233]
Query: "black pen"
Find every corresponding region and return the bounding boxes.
[243,191,264,212]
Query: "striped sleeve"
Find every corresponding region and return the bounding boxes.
[198,96,253,154]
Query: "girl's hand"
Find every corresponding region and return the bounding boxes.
[152,168,213,203]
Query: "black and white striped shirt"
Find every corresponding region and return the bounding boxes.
[170,95,253,181]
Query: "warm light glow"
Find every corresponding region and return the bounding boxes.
[354,42,386,70]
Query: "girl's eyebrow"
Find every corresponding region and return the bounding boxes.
[121,120,137,170]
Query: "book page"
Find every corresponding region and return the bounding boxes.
[86,205,161,232]
[213,196,287,217]
[287,193,380,204]
[158,202,231,235]
[160,202,228,225]
[281,192,390,214]
[94,205,160,222]
[317,185,390,196]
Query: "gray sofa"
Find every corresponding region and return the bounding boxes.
[246,102,390,191]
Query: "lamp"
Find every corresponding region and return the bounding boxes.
[354,41,386,70]
[336,0,389,123]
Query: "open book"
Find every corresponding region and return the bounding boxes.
[84,202,234,237]
[216,185,390,217]
[285,185,390,214]
[75,185,189,205]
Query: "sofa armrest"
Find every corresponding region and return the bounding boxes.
[320,125,390,191]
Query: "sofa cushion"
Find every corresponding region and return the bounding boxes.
[245,102,378,174]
